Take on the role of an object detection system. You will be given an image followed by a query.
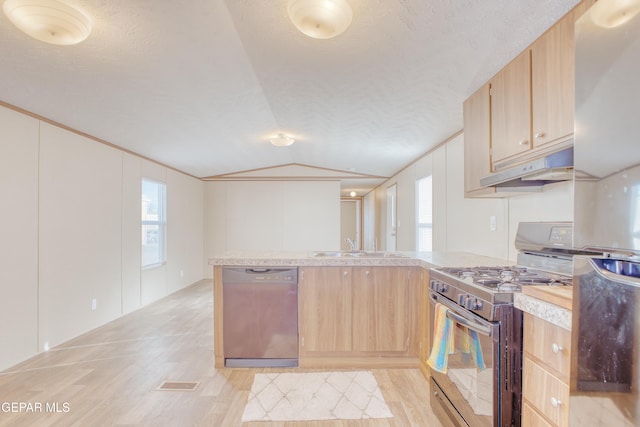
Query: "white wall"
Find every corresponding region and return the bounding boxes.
[39,123,124,349]
[367,133,574,261]
[0,106,39,370]
[203,180,340,276]
[443,136,510,259]
[166,169,205,293]
[0,104,204,370]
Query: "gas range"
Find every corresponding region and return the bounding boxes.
[430,222,576,322]
[429,264,571,321]
[427,222,578,427]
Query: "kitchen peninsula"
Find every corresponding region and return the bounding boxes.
[208,251,510,370]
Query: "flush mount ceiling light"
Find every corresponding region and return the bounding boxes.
[2,0,92,45]
[269,133,295,147]
[590,0,640,28]
[287,0,353,39]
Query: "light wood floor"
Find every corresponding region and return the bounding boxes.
[0,280,443,427]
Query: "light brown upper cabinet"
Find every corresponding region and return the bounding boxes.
[464,0,595,193]
[463,84,492,196]
[531,1,593,150]
[490,49,532,166]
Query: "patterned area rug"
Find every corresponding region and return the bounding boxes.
[241,371,394,422]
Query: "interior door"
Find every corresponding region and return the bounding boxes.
[386,184,397,251]
[340,199,360,250]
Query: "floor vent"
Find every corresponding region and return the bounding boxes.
[157,381,199,391]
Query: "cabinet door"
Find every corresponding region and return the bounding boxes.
[419,269,431,365]
[522,401,554,427]
[523,357,570,427]
[490,50,532,164]
[352,267,413,353]
[299,267,352,354]
[524,313,571,381]
[531,1,593,148]
[463,84,492,195]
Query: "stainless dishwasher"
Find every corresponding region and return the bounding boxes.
[222,267,298,367]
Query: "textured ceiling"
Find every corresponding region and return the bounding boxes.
[0,0,580,194]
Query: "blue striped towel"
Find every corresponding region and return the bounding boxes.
[427,303,486,373]
[427,303,455,373]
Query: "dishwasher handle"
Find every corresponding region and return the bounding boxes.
[222,267,298,284]
[244,268,273,274]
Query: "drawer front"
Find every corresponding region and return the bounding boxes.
[524,313,571,379]
[523,357,570,427]
[522,401,555,427]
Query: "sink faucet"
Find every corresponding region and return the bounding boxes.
[345,237,357,251]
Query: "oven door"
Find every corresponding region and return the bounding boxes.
[428,291,501,427]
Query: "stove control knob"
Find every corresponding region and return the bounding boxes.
[430,279,439,291]
[465,298,483,311]
[458,294,468,306]
[439,283,449,293]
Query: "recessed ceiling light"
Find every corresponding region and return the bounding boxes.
[350,191,357,197]
[287,0,353,39]
[3,0,92,45]
[269,133,295,147]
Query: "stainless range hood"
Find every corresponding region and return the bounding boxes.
[480,147,574,188]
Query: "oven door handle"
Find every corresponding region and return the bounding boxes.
[446,310,493,337]
[430,292,493,337]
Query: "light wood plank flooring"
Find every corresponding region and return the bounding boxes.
[0,280,443,427]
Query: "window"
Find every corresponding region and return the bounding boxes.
[416,175,433,251]
[141,179,166,268]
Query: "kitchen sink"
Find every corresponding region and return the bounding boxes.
[312,250,407,258]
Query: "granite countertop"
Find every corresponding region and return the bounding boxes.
[514,292,572,330]
[207,250,512,269]
[208,250,570,327]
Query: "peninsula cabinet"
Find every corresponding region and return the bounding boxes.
[298,266,420,368]
[522,313,572,427]
[298,267,353,354]
[352,267,419,353]
[418,268,431,377]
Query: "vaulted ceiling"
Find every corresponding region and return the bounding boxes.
[0,0,579,195]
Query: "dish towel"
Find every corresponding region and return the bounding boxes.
[427,303,455,373]
[457,325,486,371]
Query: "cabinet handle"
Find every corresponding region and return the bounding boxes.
[535,132,546,139]
[343,271,348,276]
[551,343,563,354]
[519,140,529,146]
[365,270,370,276]
[550,397,562,408]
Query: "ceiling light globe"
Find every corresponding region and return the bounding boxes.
[287,0,353,39]
[3,0,92,45]
[269,133,295,147]
[590,0,640,28]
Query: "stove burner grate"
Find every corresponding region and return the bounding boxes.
[439,265,569,289]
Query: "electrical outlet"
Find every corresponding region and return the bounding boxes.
[44,342,50,351]
[91,298,97,310]
[180,270,184,278]
[490,216,497,232]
